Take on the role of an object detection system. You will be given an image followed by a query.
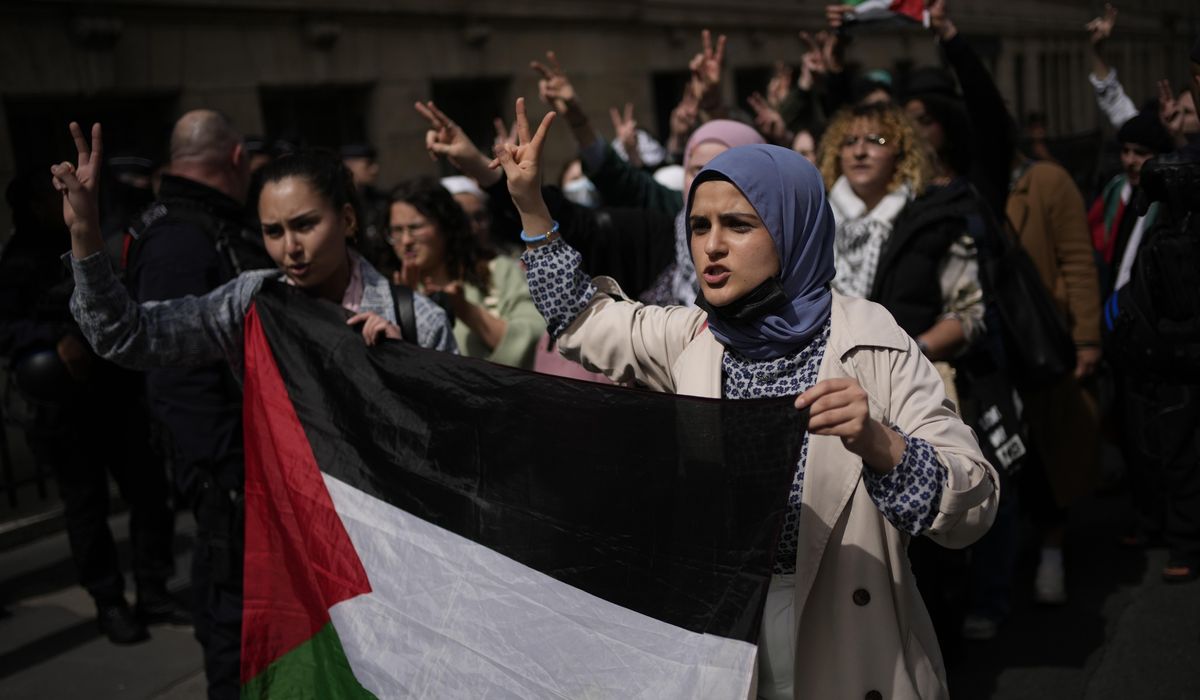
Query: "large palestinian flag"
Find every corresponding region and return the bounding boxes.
[239,282,805,698]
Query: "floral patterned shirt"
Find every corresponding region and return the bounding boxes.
[524,238,946,574]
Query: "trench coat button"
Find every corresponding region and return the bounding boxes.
[865,691,883,700]
[852,588,870,606]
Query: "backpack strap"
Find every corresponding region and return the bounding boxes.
[391,284,418,344]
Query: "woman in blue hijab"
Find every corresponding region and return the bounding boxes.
[500,98,996,700]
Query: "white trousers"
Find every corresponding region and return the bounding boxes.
[757,574,796,700]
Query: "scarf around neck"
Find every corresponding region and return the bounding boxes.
[828,176,911,299]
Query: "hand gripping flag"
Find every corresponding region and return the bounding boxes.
[239,282,805,699]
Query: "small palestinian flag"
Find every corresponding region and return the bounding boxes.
[239,282,804,698]
[843,0,929,26]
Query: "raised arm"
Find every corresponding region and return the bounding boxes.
[1085,4,1138,129]
[929,0,1015,213]
[53,122,251,370]
[415,100,502,188]
[688,29,728,119]
[495,98,705,390]
[532,51,683,215]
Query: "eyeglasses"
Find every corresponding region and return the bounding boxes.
[841,133,890,148]
[387,220,433,244]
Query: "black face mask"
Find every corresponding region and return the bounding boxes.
[694,276,789,324]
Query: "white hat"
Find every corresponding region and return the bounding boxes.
[439,175,488,202]
[652,164,685,192]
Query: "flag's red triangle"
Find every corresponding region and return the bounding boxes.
[240,303,372,684]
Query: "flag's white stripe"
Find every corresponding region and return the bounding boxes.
[322,473,757,699]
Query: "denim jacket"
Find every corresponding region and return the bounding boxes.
[68,248,456,379]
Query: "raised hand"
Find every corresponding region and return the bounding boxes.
[415,101,479,168]
[1158,79,1188,146]
[927,0,957,41]
[1086,4,1117,47]
[50,121,104,259]
[800,29,842,77]
[825,4,853,30]
[687,29,726,107]
[414,101,498,186]
[531,51,579,116]
[667,91,700,155]
[609,102,641,166]
[491,97,555,225]
[766,61,794,109]
[747,92,789,144]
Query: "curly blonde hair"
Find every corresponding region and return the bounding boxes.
[816,103,932,197]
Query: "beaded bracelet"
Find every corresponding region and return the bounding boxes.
[520,220,561,244]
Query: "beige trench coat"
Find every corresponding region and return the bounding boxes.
[557,281,999,700]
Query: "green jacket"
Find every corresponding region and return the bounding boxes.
[454,255,545,370]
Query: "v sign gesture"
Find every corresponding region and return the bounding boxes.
[414,101,500,187]
[51,122,105,260]
[490,97,556,245]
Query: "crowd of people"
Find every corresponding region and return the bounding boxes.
[2,1,1199,698]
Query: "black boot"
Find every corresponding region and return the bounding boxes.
[97,599,149,644]
[136,583,193,626]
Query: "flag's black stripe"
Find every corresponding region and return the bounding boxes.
[254,282,803,644]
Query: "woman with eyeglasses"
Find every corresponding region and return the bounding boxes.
[818,102,985,370]
[389,177,545,369]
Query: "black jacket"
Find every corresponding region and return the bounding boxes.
[869,182,975,338]
[128,175,269,494]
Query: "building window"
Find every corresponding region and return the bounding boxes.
[650,70,690,146]
[429,77,510,173]
[259,84,372,150]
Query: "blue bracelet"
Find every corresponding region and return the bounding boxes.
[520,220,560,244]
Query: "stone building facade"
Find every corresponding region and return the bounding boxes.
[1,0,1196,238]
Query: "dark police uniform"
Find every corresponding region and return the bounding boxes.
[126,174,273,699]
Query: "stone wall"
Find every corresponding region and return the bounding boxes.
[1,0,1196,239]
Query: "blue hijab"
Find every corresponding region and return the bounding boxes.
[686,144,836,360]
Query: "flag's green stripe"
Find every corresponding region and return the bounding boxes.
[241,621,375,699]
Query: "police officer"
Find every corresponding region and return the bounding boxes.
[125,110,273,699]
[1,173,177,645]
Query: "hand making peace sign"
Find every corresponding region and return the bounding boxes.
[413,100,499,186]
[687,29,726,107]
[50,121,105,260]
[490,97,556,242]
[530,51,579,117]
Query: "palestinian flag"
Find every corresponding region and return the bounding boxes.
[843,0,928,26]
[239,282,804,698]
